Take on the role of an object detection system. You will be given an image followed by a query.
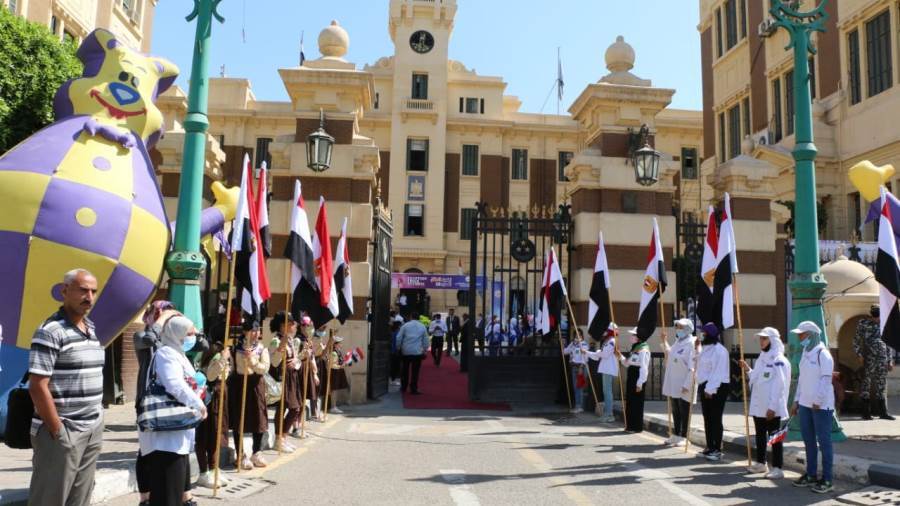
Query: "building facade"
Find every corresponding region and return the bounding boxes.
[3,0,156,52]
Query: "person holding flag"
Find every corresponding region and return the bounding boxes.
[563,332,590,414]
[586,323,620,423]
[232,154,271,320]
[739,327,790,479]
[696,322,730,462]
[619,328,650,432]
[661,318,698,448]
[539,247,573,408]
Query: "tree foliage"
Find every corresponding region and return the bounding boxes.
[0,8,82,154]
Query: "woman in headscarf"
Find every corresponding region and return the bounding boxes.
[696,322,730,462]
[268,311,301,452]
[586,323,620,423]
[137,314,206,506]
[227,320,270,469]
[740,327,790,479]
[619,327,650,432]
[194,331,231,489]
[662,318,699,447]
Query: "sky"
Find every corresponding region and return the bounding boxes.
[150,1,702,112]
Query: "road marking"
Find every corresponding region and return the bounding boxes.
[439,469,481,506]
[516,447,594,506]
[612,452,712,506]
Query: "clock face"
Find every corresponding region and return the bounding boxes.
[409,30,435,54]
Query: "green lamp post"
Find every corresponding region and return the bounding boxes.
[165,0,225,329]
[769,0,845,441]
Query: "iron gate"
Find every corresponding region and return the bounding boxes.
[367,206,393,399]
[674,211,706,327]
[465,201,574,403]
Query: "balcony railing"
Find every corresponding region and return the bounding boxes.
[403,98,434,111]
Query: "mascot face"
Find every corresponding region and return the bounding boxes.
[55,29,178,145]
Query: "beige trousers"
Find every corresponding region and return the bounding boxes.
[29,420,104,506]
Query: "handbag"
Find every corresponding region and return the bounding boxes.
[137,353,204,432]
[264,372,282,406]
[4,373,33,449]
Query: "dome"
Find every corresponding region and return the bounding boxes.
[821,255,878,296]
[605,35,635,73]
[318,20,349,59]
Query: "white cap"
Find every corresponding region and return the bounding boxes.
[333,335,344,343]
[790,321,821,335]
[755,327,781,340]
[674,318,694,333]
[627,327,638,335]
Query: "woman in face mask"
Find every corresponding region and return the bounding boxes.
[739,327,790,479]
[619,328,650,432]
[696,322,730,462]
[137,314,207,506]
[587,323,620,423]
[662,318,699,447]
[563,332,590,414]
[227,320,271,470]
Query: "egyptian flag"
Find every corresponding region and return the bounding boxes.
[538,247,568,336]
[767,419,790,447]
[305,197,339,327]
[696,206,718,327]
[231,154,268,317]
[636,218,667,340]
[588,232,612,340]
[253,161,272,312]
[876,187,900,349]
[284,180,317,319]
[715,193,738,330]
[333,217,354,324]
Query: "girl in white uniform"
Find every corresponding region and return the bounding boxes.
[620,328,650,432]
[662,318,699,447]
[587,323,619,423]
[697,322,730,462]
[563,333,590,413]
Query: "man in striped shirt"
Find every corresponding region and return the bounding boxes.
[28,269,105,506]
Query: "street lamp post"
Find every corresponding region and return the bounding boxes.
[769,0,845,441]
[165,0,225,329]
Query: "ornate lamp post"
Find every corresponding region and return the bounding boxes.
[769,0,845,441]
[165,0,225,328]
[628,124,661,186]
[306,110,335,172]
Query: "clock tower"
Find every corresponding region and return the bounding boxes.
[387,0,457,264]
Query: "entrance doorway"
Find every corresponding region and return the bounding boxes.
[398,268,429,318]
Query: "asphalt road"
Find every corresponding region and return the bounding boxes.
[102,393,866,506]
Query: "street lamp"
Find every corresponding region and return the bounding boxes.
[769,0,845,441]
[306,109,334,172]
[629,124,661,186]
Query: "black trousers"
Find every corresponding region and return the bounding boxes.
[145,450,190,506]
[671,398,691,437]
[389,353,401,381]
[431,336,444,366]
[754,416,783,468]
[700,382,729,451]
[625,365,645,432]
[446,331,459,355]
[401,355,423,393]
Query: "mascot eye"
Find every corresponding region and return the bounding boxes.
[131,76,140,87]
[118,71,130,82]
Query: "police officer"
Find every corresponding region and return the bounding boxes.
[854,305,896,421]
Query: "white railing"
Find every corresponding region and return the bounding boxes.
[404,98,434,111]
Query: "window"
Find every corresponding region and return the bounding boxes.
[480,98,485,114]
[866,11,893,97]
[725,0,738,50]
[809,57,817,100]
[511,149,528,180]
[465,98,479,114]
[558,151,574,182]
[739,0,747,40]
[742,97,751,140]
[405,204,424,236]
[681,148,698,180]
[459,97,464,113]
[718,112,726,162]
[255,137,272,168]
[50,16,58,35]
[728,104,741,159]
[407,138,429,171]
[460,208,477,240]
[848,30,862,104]
[785,71,794,136]
[715,8,724,57]
[462,145,479,176]
[412,73,428,99]
[8,0,16,13]
[374,92,380,109]
[772,78,783,143]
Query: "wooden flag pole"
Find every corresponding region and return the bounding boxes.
[659,299,673,439]
[684,354,699,454]
[608,300,627,428]
[322,329,335,420]
[299,338,311,439]
[557,325,574,410]
[212,256,236,497]
[733,273,753,466]
[563,296,600,409]
[276,290,291,456]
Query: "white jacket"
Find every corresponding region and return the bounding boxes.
[697,342,730,395]
[747,337,791,418]
[662,335,699,402]
[138,346,204,456]
[795,342,835,410]
[564,341,590,365]
[587,338,619,376]
[620,347,650,388]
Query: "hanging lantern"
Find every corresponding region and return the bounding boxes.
[630,124,661,186]
[306,109,334,172]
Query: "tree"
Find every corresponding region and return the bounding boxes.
[0,8,81,154]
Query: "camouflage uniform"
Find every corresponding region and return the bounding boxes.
[854,318,894,401]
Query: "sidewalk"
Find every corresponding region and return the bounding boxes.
[625,397,900,488]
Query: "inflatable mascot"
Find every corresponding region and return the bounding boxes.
[0,29,236,424]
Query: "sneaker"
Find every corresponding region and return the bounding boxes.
[239,455,253,470]
[663,436,675,445]
[811,480,833,494]
[697,448,712,458]
[250,452,268,468]
[603,416,616,423]
[671,436,686,448]
[275,438,295,453]
[765,468,784,480]
[331,406,344,414]
[747,462,768,474]
[574,407,584,414]
[705,450,722,462]
[792,474,813,487]
[196,472,214,488]
[183,499,198,506]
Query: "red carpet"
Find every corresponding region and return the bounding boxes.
[402,355,510,411]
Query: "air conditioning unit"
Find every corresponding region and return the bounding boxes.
[758,18,777,38]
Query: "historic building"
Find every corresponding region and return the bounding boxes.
[3,0,156,52]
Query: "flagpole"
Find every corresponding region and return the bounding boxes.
[684,353,698,454]
[733,274,753,465]
[235,343,250,473]
[608,300,627,428]
[322,329,335,420]
[299,338,311,439]
[276,290,291,456]
[212,255,236,497]
[659,298,673,439]
[557,326,573,410]
[562,296,600,409]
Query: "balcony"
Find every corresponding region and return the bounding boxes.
[400,98,438,123]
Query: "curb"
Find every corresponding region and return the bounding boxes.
[623,408,896,488]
